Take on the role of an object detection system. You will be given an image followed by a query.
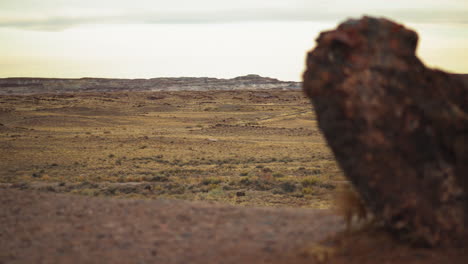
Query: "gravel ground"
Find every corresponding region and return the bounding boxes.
[0,189,342,264]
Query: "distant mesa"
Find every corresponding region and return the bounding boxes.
[0,75,300,95]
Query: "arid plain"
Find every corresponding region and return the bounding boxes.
[0,89,343,208]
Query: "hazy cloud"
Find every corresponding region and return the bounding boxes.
[1,0,468,31]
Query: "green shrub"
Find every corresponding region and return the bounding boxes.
[302,187,314,195]
[302,177,320,187]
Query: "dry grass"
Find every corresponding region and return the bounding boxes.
[0,90,345,208]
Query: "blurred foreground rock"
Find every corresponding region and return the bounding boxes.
[303,16,468,245]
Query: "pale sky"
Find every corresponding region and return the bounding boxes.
[1,0,467,81]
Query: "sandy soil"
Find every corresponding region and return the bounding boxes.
[0,188,342,264]
[2,188,468,264]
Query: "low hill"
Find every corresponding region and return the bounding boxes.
[0,74,300,95]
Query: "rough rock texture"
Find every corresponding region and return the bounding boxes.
[303,16,468,245]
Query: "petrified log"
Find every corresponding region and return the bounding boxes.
[303,16,468,245]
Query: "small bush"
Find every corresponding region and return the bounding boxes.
[146,175,169,182]
[201,177,222,185]
[272,173,284,178]
[239,177,251,185]
[302,187,314,195]
[302,177,320,187]
[280,181,296,193]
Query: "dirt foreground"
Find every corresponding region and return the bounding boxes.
[0,188,342,264]
[2,188,468,264]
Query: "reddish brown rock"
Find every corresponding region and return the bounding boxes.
[303,16,468,245]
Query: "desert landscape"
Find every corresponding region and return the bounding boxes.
[2,4,468,262]
[0,76,341,208]
[0,76,352,263]
[2,72,467,263]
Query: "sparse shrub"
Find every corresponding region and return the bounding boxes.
[126,176,144,182]
[167,185,186,195]
[255,165,264,169]
[280,181,296,193]
[117,176,125,183]
[236,191,246,197]
[292,193,304,198]
[272,173,284,178]
[108,154,115,158]
[207,187,224,197]
[302,177,320,187]
[239,171,249,177]
[311,169,322,175]
[302,187,314,195]
[239,177,251,185]
[75,188,98,196]
[201,177,222,185]
[272,188,284,194]
[146,175,169,182]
